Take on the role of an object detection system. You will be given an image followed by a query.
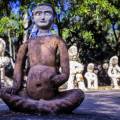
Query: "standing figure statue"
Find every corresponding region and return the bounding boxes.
[108,56,120,89]
[0,4,84,114]
[67,45,85,90]
[84,63,98,89]
[0,38,12,87]
[75,64,87,91]
[23,11,29,43]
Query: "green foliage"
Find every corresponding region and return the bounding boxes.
[82,31,95,46]
[0,15,23,37]
[0,0,120,64]
[60,0,120,63]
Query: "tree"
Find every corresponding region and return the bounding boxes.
[60,0,120,63]
[0,14,23,60]
[0,0,120,64]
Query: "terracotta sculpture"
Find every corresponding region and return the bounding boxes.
[84,63,98,89]
[0,4,84,114]
[108,56,120,89]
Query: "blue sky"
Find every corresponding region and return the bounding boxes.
[10,0,20,14]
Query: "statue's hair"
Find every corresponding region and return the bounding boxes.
[0,38,6,50]
[32,3,56,16]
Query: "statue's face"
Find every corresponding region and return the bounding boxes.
[69,46,77,57]
[112,58,118,65]
[87,64,94,72]
[33,5,54,29]
[102,63,108,69]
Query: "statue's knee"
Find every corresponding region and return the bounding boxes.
[74,89,85,101]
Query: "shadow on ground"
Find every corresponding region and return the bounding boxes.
[0,110,115,120]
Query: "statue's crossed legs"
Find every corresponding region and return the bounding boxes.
[0,88,84,114]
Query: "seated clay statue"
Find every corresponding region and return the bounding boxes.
[84,63,98,89]
[0,4,84,114]
[108,56,120,89]
[0,38,12,87]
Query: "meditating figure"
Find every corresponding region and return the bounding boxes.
[0,4,84,114]
[0,38,12,87]
[84,63,98,89]
[108,56,120,89]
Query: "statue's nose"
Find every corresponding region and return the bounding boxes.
[41,13,45,20]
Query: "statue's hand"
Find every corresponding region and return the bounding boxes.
[5,87,19,95]
[51,74,67,87]
[0,87,19,97]
[51,75,59,86]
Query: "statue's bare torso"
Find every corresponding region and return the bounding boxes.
[27,36,62,100]
[28,36,59,67]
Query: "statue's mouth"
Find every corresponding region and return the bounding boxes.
[40,21,46,23]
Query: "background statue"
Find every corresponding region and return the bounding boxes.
[108,56,120,89]
[98,63,111,86]
[67,45,84,90]
[0,38,12,87]
[75,64,87,91]
[84,63,98,89]
[0,4,84,114]
[22,11,29,43]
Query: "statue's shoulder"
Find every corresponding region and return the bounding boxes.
[51,35,66,44]
[50,35,61,40]
[19,41,28,49]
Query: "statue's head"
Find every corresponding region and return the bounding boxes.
[69,45,78,60]
[32,3,55,29]
[87,63,94,72]
[75,64,84,73]
[0,38,6,56]
[110,56,118,66]
[102,63,109,70]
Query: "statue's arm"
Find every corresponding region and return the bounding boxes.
[108,66,114,78]
[84,73,87,79]
[84,72,89,80]
[52,39,70,87]
[13,42,28,91]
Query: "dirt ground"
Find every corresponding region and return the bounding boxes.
[0,90,119,120]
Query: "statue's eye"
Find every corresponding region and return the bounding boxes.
[35,12,42,16]
[45,11,52,16]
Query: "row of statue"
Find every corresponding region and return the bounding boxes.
[0,3,119,114]
[68,45,120,91]
[1,38,120,91]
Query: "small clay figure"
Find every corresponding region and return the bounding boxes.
[67,45,86,90]
[75,64,87,91]
[108,56,120,89]
[84,63,98,89]
[0,38,12,87]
